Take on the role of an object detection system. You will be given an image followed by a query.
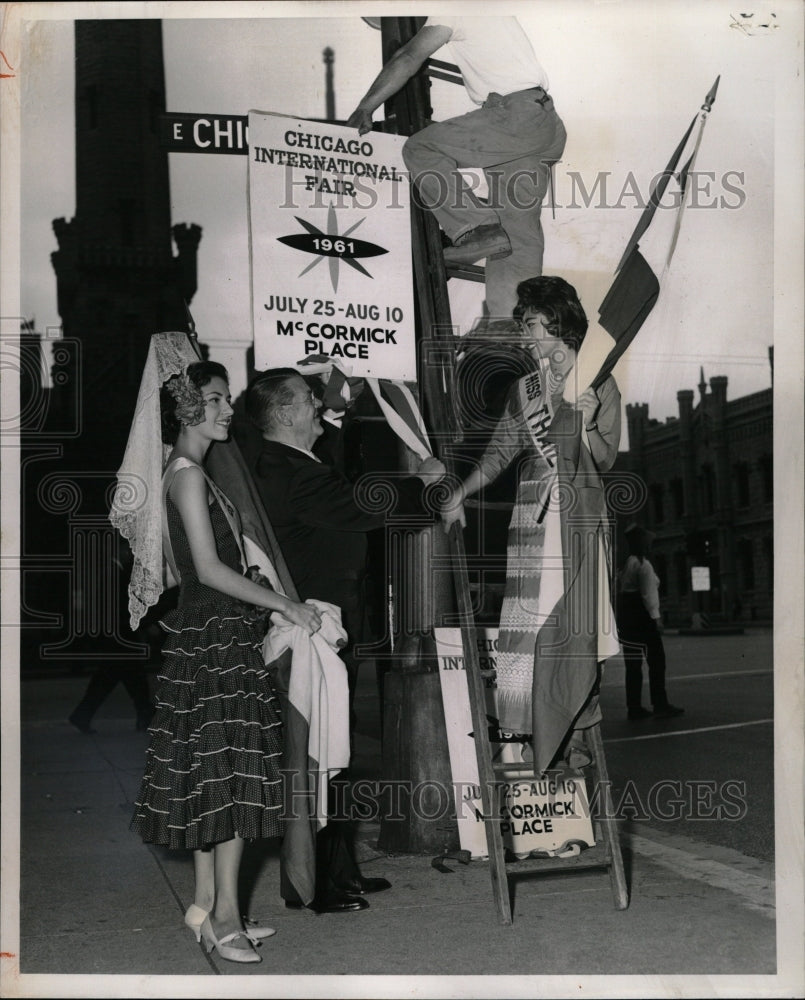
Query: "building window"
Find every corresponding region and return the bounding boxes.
[650,483,664,523]
[701,464,715,515]
[674,551,688,596]
[734,462,750,508]
[738,538,755,591]
[670,478,685,518]
[759,454,773,502]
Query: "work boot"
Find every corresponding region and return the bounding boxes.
[443,223,511,266]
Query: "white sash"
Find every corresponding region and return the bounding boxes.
[517,364,559,523]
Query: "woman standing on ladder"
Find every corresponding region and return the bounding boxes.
[442,276,622,776]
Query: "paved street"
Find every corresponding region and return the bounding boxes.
[3,626,802,998]
[596,630,775,860]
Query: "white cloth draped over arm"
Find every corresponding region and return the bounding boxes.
[262,600,350,827]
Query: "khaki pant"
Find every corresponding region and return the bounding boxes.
[403,88,567,319]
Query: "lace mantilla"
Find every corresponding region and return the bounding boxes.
[109,332,200,631]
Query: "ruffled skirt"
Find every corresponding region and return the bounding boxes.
[131,608,284,850]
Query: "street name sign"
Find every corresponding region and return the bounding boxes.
[159,113,249,154]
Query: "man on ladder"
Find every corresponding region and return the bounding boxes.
[347,16,566,319]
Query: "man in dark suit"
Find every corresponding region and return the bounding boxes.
[244,368,444,914]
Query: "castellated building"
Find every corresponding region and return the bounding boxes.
[613,354,773,627]
[21,20,201,670]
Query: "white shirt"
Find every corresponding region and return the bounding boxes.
[424,16,549,105]
[620,555,661,619]
[285,442,321,463]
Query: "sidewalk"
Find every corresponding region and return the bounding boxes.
[3,665,784,997]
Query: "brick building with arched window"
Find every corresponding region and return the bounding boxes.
[612,354,773,627]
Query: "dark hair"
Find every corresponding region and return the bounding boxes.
[160,360,229,444]
[513,275,588,352]
[245,368,301,433]
[624,525,650,562]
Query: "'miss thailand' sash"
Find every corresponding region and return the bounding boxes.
[517,365,560,523]
[517,363,565,655]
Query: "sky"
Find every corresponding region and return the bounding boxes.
[15,0,797,427]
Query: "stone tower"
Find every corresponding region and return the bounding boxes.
[24,20,202,668]
[51,19,201,480]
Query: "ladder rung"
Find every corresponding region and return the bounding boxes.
[427,56,461,74]
[425,58,463,86]
[427,68,465,86]
[401,70,630,915]
[491,761,535,775]
[504,844,613,874]
[444,262,485,283]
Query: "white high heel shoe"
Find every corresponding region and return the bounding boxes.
[199,915,262,964]
[184,904,209,943]
[242,915,277,941]
[185,904,276,943]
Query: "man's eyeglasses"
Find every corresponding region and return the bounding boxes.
[282,390,317,407]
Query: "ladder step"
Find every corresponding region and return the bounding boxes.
[427,56,462,74]
[444,262,485,283]
[425,58,463,87]
[402,114,630,917]
[491,761,536,775]
[427,67,466,86]
[503,843,614,874]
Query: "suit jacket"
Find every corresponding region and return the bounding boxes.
[252,439,432,613]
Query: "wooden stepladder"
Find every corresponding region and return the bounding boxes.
[378,16,629,923]
[449,520,629,924]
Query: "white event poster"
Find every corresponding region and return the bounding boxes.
[435,626,594,860]
[248,111,416,380]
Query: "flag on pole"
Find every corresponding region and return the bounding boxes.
[591,77,720,391]
[367,377,433,461]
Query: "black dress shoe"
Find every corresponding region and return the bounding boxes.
[285,892,369,914]
[627,706,653,721]
[335,876,392,895]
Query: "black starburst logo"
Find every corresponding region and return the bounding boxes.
[277,204,388,292]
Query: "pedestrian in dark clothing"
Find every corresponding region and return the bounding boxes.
[617,524,684,720]
[68,548,156,733]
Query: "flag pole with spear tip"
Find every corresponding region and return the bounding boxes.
[590,77,720,392]
[665,75,721,268]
